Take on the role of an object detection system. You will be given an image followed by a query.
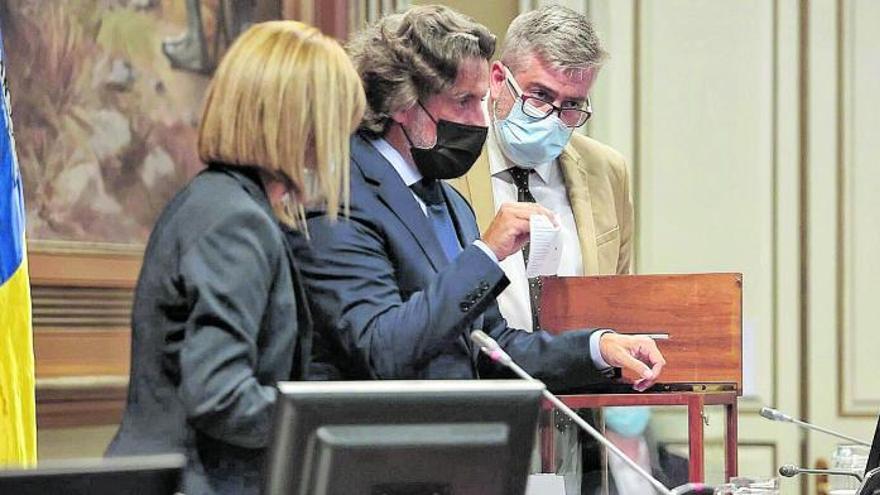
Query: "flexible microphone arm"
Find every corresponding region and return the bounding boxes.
[470,330,676,495]
[779,464,864,482]
[760,407,871,446]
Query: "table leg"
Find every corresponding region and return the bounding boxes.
[725,399,739,480]
[688,396,706,483]
[541,408,557,473]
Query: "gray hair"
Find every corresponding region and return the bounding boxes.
[499,4,607,74]
[348,5,496,138]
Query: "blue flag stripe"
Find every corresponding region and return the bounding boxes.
[0,24,26,284]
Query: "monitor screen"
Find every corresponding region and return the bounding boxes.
[263,380,545,495]
[0,454,184,495]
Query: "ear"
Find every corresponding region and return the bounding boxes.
[489,61,507,100]
[391,102,417,126]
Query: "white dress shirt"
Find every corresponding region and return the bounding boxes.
[484,126,584,332]
[485,122,611,370]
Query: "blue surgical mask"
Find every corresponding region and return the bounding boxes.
[604,406,651,438]
[492,67,574,169]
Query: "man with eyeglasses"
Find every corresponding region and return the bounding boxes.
[450,5,633,332]
[447,5,636,494]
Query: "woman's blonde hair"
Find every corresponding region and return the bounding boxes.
[198,21,365,224]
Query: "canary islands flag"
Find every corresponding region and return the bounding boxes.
[0,27,36,465]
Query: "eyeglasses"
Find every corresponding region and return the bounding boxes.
[503,66,592,128]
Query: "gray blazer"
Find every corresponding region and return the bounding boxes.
[106,164,311,495]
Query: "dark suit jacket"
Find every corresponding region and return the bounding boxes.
[301,134,609,391]
[106,164,311,495]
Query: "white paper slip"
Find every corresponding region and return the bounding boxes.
[525,214,562,278]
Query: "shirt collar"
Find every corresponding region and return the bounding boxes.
[370,137,423,187]
[485,98,554,185]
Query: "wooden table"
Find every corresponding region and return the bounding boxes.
[540,390,739,484]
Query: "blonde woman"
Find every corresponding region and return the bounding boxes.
[106,21,364,495]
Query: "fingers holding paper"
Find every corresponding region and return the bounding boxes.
[598,333,667,392]
[481,202,558,261]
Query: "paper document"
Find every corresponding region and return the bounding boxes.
[525,214,561,278]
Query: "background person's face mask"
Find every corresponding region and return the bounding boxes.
[493,66,573,169]
[401,102,488,180]
[604,406,652,438]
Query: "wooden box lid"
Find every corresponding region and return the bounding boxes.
[539,273,743,394]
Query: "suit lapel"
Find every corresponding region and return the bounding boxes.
[442,185,480,246]
[442,183,484,371]
[448,147,495,233]
[559,143,600,275]
[352,136,449,272]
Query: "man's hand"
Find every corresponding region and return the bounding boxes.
[481,202,557,261]
[599,333,666,392]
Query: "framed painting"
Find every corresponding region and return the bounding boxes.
[3,0,286,255]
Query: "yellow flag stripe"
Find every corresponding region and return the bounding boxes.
[0,255,36,465]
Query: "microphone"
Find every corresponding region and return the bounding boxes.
[778,463,864,482]
[470,330,682,495]
[760,407,871,446]
[759,407,791,422]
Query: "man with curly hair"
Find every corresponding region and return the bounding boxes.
[301,5,664,395]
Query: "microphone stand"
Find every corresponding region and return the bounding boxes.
[779,464,864,482]
[760,407,870,446]
[470,330,680,495]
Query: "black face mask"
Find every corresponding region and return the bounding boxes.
[401,102,488,180]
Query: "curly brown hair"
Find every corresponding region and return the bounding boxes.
[347,5,495,138]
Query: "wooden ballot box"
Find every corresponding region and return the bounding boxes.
[537,273,743,484]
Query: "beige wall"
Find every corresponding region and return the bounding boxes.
[588,1,880,493]
[411,0,520,49]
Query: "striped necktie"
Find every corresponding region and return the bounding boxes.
[508,167,543,331]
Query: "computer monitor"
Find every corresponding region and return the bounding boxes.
[0,453,184,495]
[263,380,545,495]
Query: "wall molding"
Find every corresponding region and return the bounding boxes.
[836,0,880,418]
[29,249,138,429]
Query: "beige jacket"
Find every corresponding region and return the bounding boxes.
[448,133,634,275]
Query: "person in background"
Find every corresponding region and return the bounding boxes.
[446,6,635,492]
[448,3,632,340]
[300,5,664,392]
[106,21,365,495]
[582,407,689,495]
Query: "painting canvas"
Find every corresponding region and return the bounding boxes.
[2,0,283,247]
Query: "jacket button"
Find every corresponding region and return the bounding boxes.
[460,302,471,312]
[480,281,490,291]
